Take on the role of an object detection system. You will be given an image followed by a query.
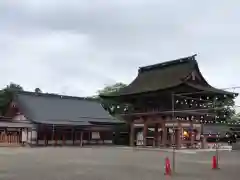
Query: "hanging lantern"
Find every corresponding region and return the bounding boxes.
[183,131,189,137]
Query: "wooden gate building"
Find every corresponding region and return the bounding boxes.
[100,55,238,149]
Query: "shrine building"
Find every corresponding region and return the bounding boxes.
[100,55,238,149]
[0,91,122,146]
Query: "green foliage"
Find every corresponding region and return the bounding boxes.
[97,83,127,95]
[34,88,42,93]
[97,83,127,115]
[0,83,24,115]
[229,112,240,123]
[213,96,236,122]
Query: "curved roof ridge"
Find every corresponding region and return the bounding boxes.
[15,91,97,102]
[139,54,197,73]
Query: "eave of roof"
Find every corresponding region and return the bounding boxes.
[34,120,91,126]
[0,121,33,128]
[184,82,237,96]
[101,54,237,98]
[101,55,197,98]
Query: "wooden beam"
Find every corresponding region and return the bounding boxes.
[129,121,135,147]
[80,131,83,147]
[143,119,148,147]
[72,128,75,145]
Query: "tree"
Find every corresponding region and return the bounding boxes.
[228,112,240,124]
[0,83,24,115]
[34,88,42,93]
[97,83,127,95]
[97,83,127,115]
[6,83,23,91]
[214,96,236,122]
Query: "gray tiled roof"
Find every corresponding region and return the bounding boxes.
[102,56,196,96]
[101,55,235,97]
[14,91,122,126]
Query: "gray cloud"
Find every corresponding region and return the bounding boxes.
[0,0,240,106]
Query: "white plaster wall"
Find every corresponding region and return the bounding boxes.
[22,129,27,142]
[136,132,143,145]
[21,128,37,143]
[12,114,36,143]
[30,128,37,144]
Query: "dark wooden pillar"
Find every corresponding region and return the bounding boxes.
[27,128,29,144]
[30,129,33,145]
[161,120,167,147]
[62,130,66,146]
[51,125,55,146]
[154,123,159,147]
[44,130,47,146]
[88,131,91,144]
[190,122,194,148]
[129,121,135,147]
[72,128,75,145]
[55,128,58,146]
[143,120,148,147]
[36,126,39,145]
[101,132,104,144]
[176,122,182,149]
[80,131,83,147]
[200,124,205,149]
[60,129,63,146]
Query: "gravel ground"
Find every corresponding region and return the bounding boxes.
[0,147,239,180]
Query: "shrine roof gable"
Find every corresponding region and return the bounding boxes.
[101,54,235,98]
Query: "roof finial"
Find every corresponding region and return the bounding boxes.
[192,54,197,59]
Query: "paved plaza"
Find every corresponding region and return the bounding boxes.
[0,147,239,180]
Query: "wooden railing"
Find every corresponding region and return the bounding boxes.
[0,132,20,145]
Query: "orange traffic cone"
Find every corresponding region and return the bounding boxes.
[212,155,219,169]
[164,157,171,175]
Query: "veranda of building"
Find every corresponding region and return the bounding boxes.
[100,55,238,149]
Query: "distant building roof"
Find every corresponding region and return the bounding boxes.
[101,55,236,97]
[14,91,123,126]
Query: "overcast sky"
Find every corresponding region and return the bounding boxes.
[1,0,240,107]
